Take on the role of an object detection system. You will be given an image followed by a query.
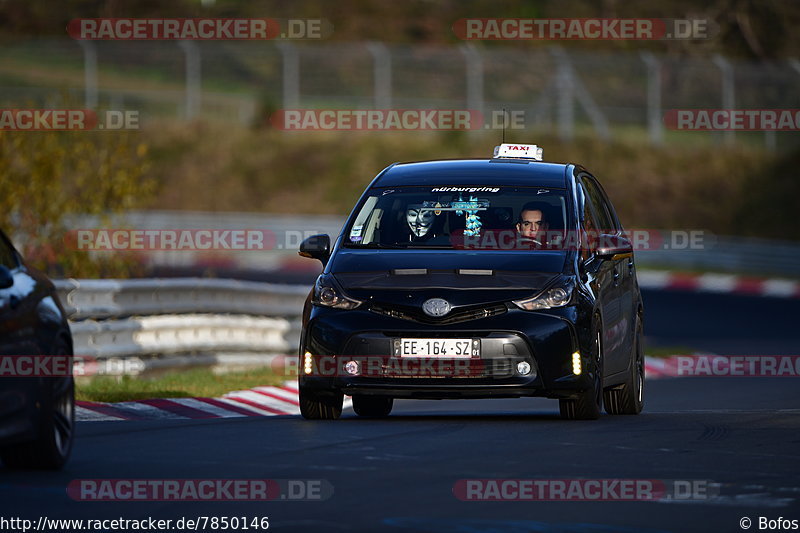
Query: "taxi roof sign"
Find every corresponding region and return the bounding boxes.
[492,143,543,161]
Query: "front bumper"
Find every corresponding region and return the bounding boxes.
[299,304,594,400]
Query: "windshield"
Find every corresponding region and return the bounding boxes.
[343,186,571,250]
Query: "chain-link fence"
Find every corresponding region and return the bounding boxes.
[1,38,798,149]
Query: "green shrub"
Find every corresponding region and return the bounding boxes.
[0,130,155,277]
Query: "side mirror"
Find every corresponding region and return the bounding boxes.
[595,234,633,260]
[0,265,13,289]
[299,234,331,265]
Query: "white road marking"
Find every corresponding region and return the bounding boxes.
[169,397,248,418]
[76,406,125,422]
[224,390,300,414]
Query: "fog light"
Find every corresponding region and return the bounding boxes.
[516,361,532,376]
[572,351,582,375]
[303,351,313,375]
[344,360,360,376]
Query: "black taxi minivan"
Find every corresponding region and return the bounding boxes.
[297,144,643,420]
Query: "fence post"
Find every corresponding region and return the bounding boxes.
[277,43,300,109]
[366,42,392,109]
[550,48,575,141]
[712,54,735,145]
[178,41,201,120]
[548,48,611,142]
[640,51,663,145]
[774,57,800,151]
[460,44,484,118]
[77,40,98,109]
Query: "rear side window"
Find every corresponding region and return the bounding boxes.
[580,177,615,233]
[591,178,621,231]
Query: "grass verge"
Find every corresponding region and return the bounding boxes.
[76,366,285,403]
[645,347,701,358]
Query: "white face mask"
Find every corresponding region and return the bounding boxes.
[406,205,435,237]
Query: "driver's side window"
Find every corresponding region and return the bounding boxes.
[578,181,600,261]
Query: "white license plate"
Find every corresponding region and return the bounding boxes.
[395,338,478,358]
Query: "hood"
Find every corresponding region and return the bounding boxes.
[329,249,566,306]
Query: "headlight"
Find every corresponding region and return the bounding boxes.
[513,281,574,311]
[312,274,363,309]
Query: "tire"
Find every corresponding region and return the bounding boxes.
[1,338,75,470]
[604,315,644,415]
[352,395,393,418]
[559,321,603,420]
[299,387,343,420]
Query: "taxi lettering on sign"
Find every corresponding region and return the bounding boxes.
[492,143,544,160]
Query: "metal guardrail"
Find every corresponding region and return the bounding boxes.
[54,277,308,320]
[634,235,800,278]
[56,278,307,375]
[70,314,293,358]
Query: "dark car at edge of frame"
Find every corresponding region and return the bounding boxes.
[0,229,75,469]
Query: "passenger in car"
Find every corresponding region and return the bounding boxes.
[516,202,551,245]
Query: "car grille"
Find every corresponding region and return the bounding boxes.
[369,302,508,325]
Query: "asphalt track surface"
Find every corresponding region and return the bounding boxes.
[2,289,799,533]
